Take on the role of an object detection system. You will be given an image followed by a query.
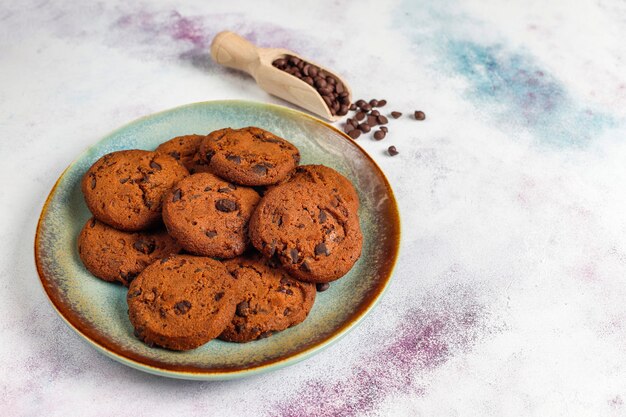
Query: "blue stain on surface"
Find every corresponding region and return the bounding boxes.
[445,40,614,146]
[394,1,615,147]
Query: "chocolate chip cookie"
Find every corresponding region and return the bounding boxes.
[199,127,300,186]
[127,255,239,351]
[219,252,316,342]
[249,180,363,283]
[82,150,189,231]
[286,165,360,211]
[77,217,182,286]
[162,173,261,258]
[155,134,211,174]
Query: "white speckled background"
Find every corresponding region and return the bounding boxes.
[2,0,626,415]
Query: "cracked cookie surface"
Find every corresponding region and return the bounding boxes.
[162,172,261,258]
[81,150,189,231]
[155,134,211,174]
[249,180,363,283]
[219,252,316,343]
[127,255,239,351]
[78,217,182,286]
[199,127,300,186]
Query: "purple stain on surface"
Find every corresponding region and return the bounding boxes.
[269,295,488,417]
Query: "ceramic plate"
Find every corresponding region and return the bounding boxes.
[34,100,400,380]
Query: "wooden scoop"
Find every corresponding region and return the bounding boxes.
[210,31,351,122]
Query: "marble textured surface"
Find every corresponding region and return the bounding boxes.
[1,0,625,415]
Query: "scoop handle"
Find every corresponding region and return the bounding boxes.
[210,31,260,74]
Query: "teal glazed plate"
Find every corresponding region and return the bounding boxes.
[34,100,400,380]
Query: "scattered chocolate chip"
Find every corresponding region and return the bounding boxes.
[374,130,386,140]
[388,146,399,156]
[359,123,371,133]
[348,129,361,140]
[214,292,224,301]
[174,300,192,315]
[367,115,378,126]
[377,99,387,107]
[355,99,366,107]
[315,242,330,256]
[316,283,330,292]
[215,199,239,212]
[371,110,380,117]
[355,111,365,121]
[236,301,250,317]
[381,126,388,133]
[414,110,426,120]
[377,115,389,125]
[226,155,242,164]
[172,189,182,202]
[205,230,217,238]
[391,111,402,119]
[349,103,357,111]
[133,240,156,255]
[361,103,372,112]
[149,160,161,171]
[290,248,299,264]
[369,99,379,107]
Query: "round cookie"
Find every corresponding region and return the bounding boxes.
[162,173,261,258]
[155,134,211,174]
[82,150,189,231]
[78,217,182,286]
[249,180,363,283]
[127,255,239,351]
[219,252,316,342]
[285,165,360,211]
[199,127,300,186]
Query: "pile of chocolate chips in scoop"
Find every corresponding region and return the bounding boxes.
[273,56,427,156]
[272,56,350,116]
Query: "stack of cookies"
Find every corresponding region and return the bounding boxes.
[78,126,362,351]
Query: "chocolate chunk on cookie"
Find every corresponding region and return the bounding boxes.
[249,180,363,283]
[199,127,300,186]
[155,134,211,174]
[127,255,239,351]
[287,165,360,211]
[162,173,261,258]
[219,252,316,343]
[77,218,182,286]
[81,150,188,231]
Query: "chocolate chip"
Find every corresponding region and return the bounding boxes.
[159,307,167,318]
[381,126,388,133]
[369,99,379,107]
[391,111,402,119]
[168,151,181,160]
[214,292,224,301]
[235,323,245,333]
[205,151,215,163]
[236,301,250,317]
[267,239,277,256]
[388,146,399,156]
[374,130,386,140]
[355,99,366,107]
[378,99,387,107]
[128,288,142,298]
[228,183,237,190]
[205,230,217,238]
[174,300,191,315]
[319,209,328,223]
[300,261,311,272]
[280,276,291,286]
[283,307,292,316]
[377,115,389,125]
[367,115,378,126]
[349,103,357,111]
[414,110,426,120]
[316,282,330,292]
[314,242,329,256]
[344,123,354,134]
[215,199,239,212]
[286,289,293,295]
[119,177,129,184]
[348,129,361,140]
[226,155,242,164]
[160,257,169,264]
[252,164,268,176]
[217,187,231,193]
[149,161,162,171]
[89,218,96,228]
[259,331,273,339]
[290,248,299,264]
[359,123,371,133]
[355,111,365,121]
[361,103,372,112]
[371,110,380,117]
[172,189,182,202]
[90,176,96,189]
[133,240,156,255]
